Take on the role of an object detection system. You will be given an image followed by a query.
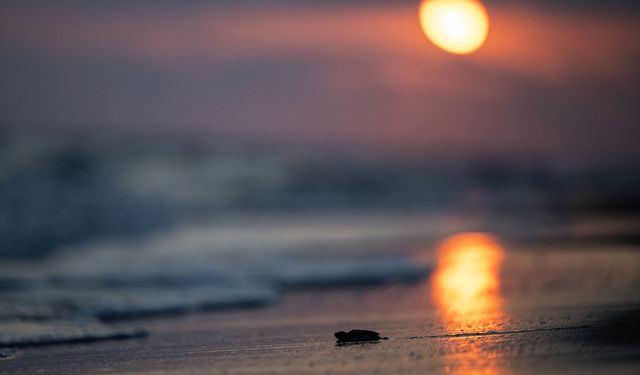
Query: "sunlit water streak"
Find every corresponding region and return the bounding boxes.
[431,232,507,374]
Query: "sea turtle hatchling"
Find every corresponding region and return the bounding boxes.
[334,329,388,344]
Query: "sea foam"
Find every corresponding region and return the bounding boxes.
[0,212,433,346]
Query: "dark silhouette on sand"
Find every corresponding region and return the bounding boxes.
[334,330,389,344]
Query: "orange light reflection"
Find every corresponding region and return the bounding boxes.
[432,233,508,375]
[433,233,504,323]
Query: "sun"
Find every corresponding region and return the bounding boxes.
[419,0,489,55]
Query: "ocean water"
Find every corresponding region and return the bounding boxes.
[1,212,440,318]
[0,211,439,345]
[1,135,639,346]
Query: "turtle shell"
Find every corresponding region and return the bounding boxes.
[334,329,387,343]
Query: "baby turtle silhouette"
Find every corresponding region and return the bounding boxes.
[334,329,388,344]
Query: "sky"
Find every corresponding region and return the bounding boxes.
[1,0,639,164]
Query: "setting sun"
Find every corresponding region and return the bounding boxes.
[419,0,489,55]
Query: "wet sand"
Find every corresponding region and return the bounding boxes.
[2,238,640,374]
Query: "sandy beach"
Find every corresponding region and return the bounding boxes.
[3,238,640,375]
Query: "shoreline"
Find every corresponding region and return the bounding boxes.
[2,280,640,374]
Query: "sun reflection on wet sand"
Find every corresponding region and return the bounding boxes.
[432,233,508,374]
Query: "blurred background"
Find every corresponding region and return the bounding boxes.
[1,0,639,258]
[0,0,639,339]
